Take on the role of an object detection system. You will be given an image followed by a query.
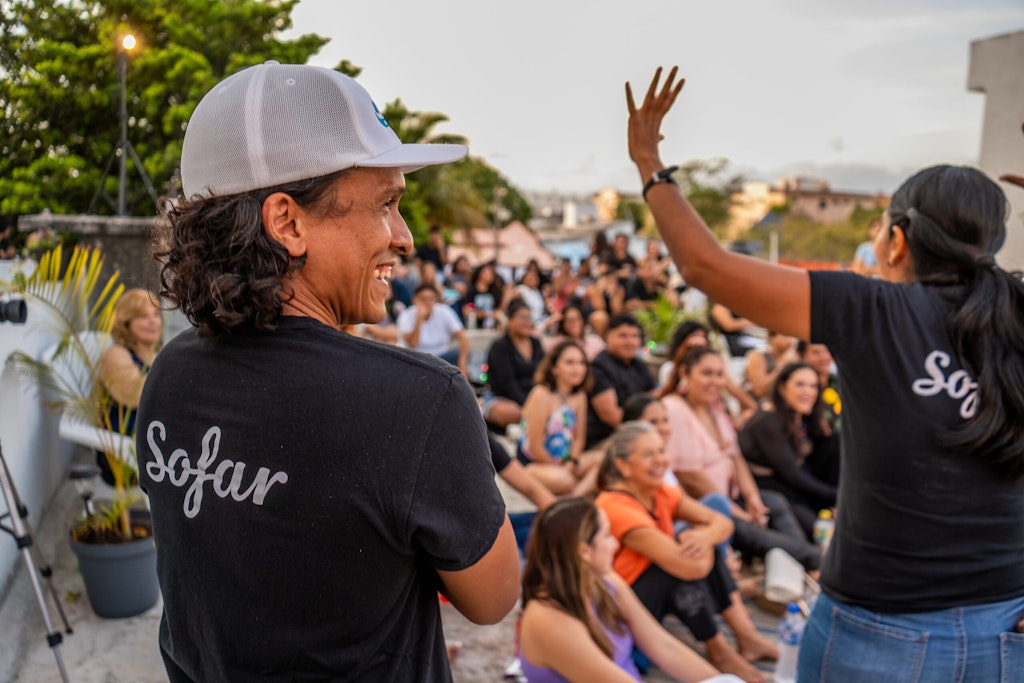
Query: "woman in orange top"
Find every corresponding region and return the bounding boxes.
[595,422,776,683]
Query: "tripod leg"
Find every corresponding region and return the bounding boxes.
[0,447,73,683]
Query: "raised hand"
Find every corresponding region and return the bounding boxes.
[625,66,685,174]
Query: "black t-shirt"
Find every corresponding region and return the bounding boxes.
[810,271,1024,612]
[137,317,504,682]
[738,409,837,505]
[486,334,544,405]
[586,350,656,448]
[416,244,444,269]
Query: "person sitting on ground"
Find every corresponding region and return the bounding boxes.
[796,341,842,486]
[605,232,638,287]
[583,260,626,338]
[484,299,544,431]
[518,340,600,496]
[397,282,469,379]
[96,288,162,484]
[459,260,506,329]
[416,224,447,271]
[738,362,837,539]
[520,496,743,683]
[543,303,606,360]
[585,313,656,450]
[658,321,756,423]
[514,268,550,327]
[661,347,821,572]
[596,422,776,683]
[743,330,799,400]
[707,302,760,358]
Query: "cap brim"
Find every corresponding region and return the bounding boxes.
[357,143,469,173]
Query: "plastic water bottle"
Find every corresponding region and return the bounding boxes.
[466,303,477,330]
[775,602,805,683]
[813,509,835,554]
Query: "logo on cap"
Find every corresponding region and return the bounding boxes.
[372,101,389,128]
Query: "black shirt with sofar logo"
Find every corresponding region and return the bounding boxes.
[138,317,503,682]
[809,271,1024,613]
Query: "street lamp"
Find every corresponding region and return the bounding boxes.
[117,33,137,216]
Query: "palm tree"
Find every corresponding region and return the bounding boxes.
[3,245,141,542]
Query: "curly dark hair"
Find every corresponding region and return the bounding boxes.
[153,169,352,338]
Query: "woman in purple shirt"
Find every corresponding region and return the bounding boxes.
[519,497,742,683]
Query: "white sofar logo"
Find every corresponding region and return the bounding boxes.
[911,350,978,419]
[145,421,289,518]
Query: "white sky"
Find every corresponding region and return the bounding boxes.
[286,0,1024,196]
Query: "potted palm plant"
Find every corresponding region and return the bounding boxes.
[3,244,159,618]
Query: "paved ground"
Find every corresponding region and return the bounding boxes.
[0,446,783,682]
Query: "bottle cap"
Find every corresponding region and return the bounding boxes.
[786,602,800,613]
[818,509,832,520]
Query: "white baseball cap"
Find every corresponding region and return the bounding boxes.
[180,61,469,198]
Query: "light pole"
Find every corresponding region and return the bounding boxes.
[116,34,136,216]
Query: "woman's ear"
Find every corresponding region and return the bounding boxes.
[261,192,307,258]
[885,225,913,276]
[577,541,593,566]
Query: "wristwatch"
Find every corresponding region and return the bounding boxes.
[642,166,680,201]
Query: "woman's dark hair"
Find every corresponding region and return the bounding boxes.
[505,298,531,325]
[154,169,352,338]
[666,320,708,363]
[622,393,660,423]
[770,362,828,448]
[469,261,505,309]
[556,304,586,338]
[534,340,592,394]
[658,345,720,399]
[888,165,1024,477]
[522,497,625,659]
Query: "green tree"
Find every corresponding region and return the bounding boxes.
[672,158,742,240]
[0,0,329,217]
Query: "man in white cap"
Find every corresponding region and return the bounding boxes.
[138,62,519,682]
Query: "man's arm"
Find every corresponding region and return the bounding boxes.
[437,517,519,624]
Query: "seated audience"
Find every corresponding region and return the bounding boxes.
[585,314,656,450]
[397,283,469,378]
[596,423,776,683]
[743,330,799,400]
[661,347,821,572]
[514,268,550,327]
[797,341,842,486]
[484,299,544,430]
[518,340,598,496]
[739,363,837,539]
[520,497,743,683]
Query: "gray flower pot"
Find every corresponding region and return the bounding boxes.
[70,519,159,619]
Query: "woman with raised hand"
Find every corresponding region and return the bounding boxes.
[627,66,1024,681]
[520,496,743,683]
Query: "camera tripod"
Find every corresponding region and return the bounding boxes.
[0,441,72,683]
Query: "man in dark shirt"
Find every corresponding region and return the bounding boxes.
[585,313,656,448]
[416,225,447,271]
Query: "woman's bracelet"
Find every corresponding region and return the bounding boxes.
[642,166,680,201]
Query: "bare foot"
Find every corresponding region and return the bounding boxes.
[706,636,767,683]
[737,576,760,600]
[446,641,463,664]
[736,630,778,663]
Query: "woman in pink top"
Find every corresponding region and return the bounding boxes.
[660,346,820,571]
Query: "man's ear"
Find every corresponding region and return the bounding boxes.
[261,192,306,258]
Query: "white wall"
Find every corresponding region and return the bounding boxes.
[969,30,1024,270]
[0,261,74,601]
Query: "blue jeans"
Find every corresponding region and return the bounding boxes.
[798,591,1024,682]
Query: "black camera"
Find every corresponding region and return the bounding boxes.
[0,298,27,324]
